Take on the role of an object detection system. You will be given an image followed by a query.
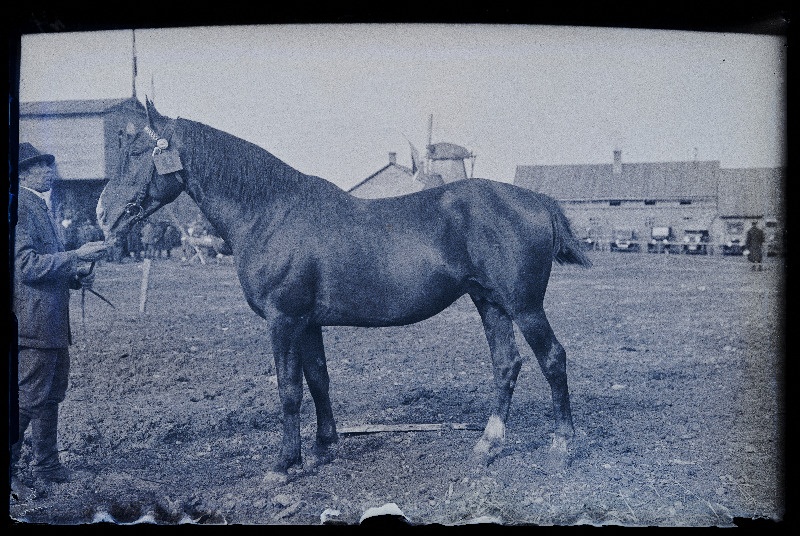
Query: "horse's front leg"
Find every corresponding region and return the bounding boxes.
[300,324,338,463]
[268,315,307,474]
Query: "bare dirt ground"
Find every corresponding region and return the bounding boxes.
[8,250,785,527]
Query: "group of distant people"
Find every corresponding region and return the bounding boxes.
[105,220,183,263]
[59,213,186,263]
[56,210,104,251]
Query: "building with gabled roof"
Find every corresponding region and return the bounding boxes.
[348,141,474,199]
[347,153,422,199]
[515,150,720,203]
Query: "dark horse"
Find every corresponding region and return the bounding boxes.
[97,98,591,477]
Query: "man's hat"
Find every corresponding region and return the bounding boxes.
[19,142,55,171]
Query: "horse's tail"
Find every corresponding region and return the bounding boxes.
[538,194,593,267]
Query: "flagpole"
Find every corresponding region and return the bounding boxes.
[132,29,138,100]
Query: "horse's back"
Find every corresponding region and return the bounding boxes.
[354,179,558,307]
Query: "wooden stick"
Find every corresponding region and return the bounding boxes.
[339,423,482,435]
[139,258,152,314]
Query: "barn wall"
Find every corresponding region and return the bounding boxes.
[20,116,106,180]
[563,199,718,244]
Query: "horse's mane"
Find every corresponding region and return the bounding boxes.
[177,118,340,211]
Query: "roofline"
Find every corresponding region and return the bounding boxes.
[557,195,717,203]
[346,162,413,193]
[515,159,722,170]
[19,98,144,117]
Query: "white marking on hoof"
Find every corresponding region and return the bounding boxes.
[473,438,491,455]
[550,434,569,454]
[474,414,505,456]
[483,415,506,443]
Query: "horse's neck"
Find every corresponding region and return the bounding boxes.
[180,173,248,247]
[181,146,346,248]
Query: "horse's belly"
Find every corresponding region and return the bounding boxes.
[313,275,463,327]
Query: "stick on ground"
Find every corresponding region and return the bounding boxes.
[139,258,152,314]
[339,423,482,435]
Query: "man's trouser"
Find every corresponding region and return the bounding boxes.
[11,346,70,475]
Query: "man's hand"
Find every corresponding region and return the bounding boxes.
[77,262,95,288]
[75,241,107,262]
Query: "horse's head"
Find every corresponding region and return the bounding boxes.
[96,97,186,239]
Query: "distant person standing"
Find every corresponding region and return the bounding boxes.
[60,210,79,250]
[127,220,144,262]
[12,143,107,501]
[161,223,183,259]
[745,221,765,271]
[140,220,163,259]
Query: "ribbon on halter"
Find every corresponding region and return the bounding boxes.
[124,119,186,225]
[149,120,184,179]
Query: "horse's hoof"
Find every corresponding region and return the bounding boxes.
[474,438,488,455]
[316,431,339,448]
[262,470,288,484]
[472,439,502,466]
[544,451,570,472]
[551,434,570,454]
[306,445,336,469]
[544,436,572,472]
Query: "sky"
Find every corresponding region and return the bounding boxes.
[18,24,787,191]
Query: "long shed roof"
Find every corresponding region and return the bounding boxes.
[514,160,721,201]
[20,98,140,116]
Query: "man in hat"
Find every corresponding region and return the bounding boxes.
[744,220,766,271]
[11,142,108,501]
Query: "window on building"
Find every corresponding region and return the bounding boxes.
[609,200,621,206]
[679,200,692,205]
[644,200,656,205]
[727,221,744,234]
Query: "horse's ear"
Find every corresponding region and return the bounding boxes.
[145,97,154,128]
[145,97,166,130]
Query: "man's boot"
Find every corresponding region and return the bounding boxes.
[10,413,36,501]
[31,404,71,483]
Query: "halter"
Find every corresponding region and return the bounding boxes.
[124,119,183,225]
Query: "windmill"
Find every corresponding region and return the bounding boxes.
[407,115,476,189]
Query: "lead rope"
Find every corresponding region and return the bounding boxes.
[80,261,96,332]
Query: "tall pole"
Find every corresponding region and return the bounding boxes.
[132,29,138,100]
[426,114,433,174]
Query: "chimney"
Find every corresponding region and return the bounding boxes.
[388,152,397,165]
[613,149,622,175]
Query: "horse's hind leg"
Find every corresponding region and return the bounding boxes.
[514,308,575,460]
[300,325,338,460]
[470,295,523,462]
